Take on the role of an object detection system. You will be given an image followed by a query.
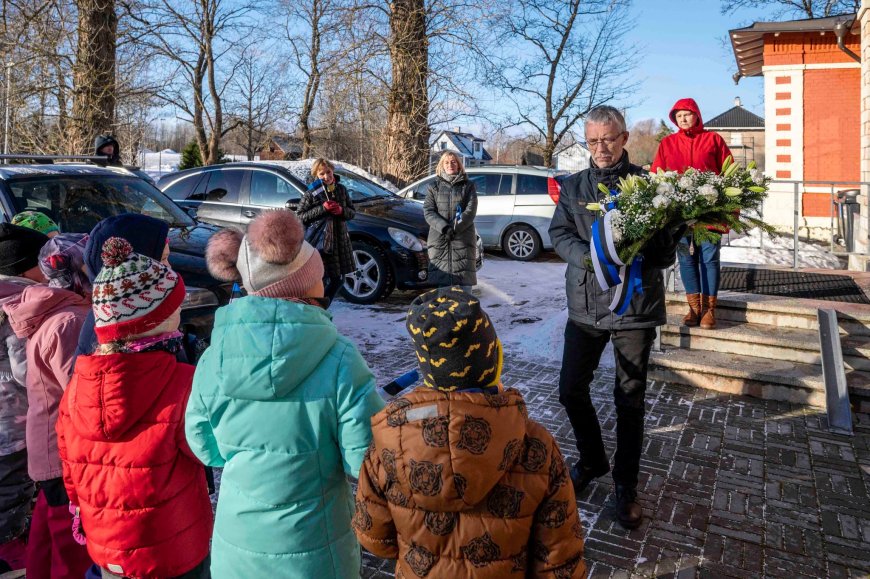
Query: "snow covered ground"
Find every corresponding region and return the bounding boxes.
[331,254,579,380]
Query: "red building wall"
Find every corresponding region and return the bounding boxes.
[764,31,861,217]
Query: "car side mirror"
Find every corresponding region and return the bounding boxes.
[184,206,198,219]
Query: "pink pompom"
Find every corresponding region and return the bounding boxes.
[247,210,304,265]
[101,237,132,267]
[205,228,244,281]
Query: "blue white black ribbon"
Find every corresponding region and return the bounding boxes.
[590,210,624,290]
[608,256,644,315]
[590,204,645,315]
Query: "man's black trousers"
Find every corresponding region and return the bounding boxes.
[558,319,656,490]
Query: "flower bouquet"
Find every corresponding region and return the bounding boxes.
[587,157,773,314]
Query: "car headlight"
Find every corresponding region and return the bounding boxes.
[181,286,219,310]
[388,227,425,252]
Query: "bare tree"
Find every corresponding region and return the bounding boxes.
[135,0,253,165]
[380,0,428,185]
[226,47,290,160]
[486,0,637,168]
[69,0,117,154]
[721,0,859,18]
[284,0,344,158]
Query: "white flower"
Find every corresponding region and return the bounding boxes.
[652,194,670,209]
[656,182,675,196]
[749,168,764,185]
[609,210,624,244]
[678,175,694,190]
[698,184,718,203]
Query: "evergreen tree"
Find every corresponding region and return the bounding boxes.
[178,140,203,170]
[655,120,673,143]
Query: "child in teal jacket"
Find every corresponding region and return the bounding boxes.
[186,210,384,579]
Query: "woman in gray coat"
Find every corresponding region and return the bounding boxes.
[423,152,478,287]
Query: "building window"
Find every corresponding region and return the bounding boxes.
[473,142,481,153]
[730,133,743,146]
[440,141,447,150]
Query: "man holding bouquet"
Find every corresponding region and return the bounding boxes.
[549,106,683,530]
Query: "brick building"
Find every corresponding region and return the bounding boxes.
[730,15,861,240]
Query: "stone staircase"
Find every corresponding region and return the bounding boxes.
[649,291,870,412]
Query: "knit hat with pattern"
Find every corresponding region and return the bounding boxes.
[92,237,185,343]
[406,286,502,392]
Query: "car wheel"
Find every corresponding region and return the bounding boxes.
[502,225,541,261]
[341,242,395,304]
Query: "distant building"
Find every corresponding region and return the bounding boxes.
[705,97,766,171]
[431,129,492,168]
[259,136,302,161]
[554,143,591,172]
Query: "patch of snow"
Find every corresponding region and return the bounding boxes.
[721,230,841,269]
[330,255,618,380]
[256,159,399,193]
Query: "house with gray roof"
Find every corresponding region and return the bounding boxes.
[431,128,492,168]
[705,97,765,171]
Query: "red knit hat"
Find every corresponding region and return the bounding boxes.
[92,237,185,343]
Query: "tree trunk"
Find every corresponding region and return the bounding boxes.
[70,0,117,155]
[383,0,429,187]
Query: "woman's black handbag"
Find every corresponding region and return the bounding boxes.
[305,218,334,255]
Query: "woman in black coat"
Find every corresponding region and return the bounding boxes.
[423,152,478,288]
[297,158,356,304]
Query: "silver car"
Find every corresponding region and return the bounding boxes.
[398,165,563,261]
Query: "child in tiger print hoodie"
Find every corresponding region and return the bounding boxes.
[354,286,587,578]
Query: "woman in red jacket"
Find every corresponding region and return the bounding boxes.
[651,98,732,329]
[57,238,213,579]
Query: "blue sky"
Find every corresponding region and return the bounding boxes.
[621,1,767,126]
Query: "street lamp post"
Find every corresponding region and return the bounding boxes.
[4,61,13,159]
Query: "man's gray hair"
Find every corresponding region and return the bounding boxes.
[585,106,626,133]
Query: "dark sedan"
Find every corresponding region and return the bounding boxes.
[0,164,230,357]
[158,162,483,303]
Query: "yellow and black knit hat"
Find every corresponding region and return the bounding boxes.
[406,286,503,392]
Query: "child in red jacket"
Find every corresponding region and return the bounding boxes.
[57,238,213,579]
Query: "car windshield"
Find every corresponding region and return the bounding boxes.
[5,174,194,233]
[334,171,394,202]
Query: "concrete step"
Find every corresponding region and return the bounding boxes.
[649,348,870,412]
[660,315,870,372]
[665,291,870,337]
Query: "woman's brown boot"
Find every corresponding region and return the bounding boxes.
[683,293,702,326]
[700,295,717,329]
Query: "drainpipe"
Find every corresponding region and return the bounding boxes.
[834,20,860,62]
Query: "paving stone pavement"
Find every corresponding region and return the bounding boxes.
[358,347,870,578]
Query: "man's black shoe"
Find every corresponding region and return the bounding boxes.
[569,460,609,494]
[614,485,642,529]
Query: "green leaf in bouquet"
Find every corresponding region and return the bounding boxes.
[598,183,611,196]
[724,187,742,197]
[747,160,757,170]
[587,202,601,211]
[748,186,766,193]
[721,155,733,173]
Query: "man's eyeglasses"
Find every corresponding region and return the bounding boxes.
[586,133,625,149]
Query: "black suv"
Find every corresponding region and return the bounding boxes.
[0,162,228,355]
[158,162,483,304]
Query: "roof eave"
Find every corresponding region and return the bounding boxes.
[729,13,858,78]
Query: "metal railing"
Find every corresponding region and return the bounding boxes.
[727,179,870,269]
